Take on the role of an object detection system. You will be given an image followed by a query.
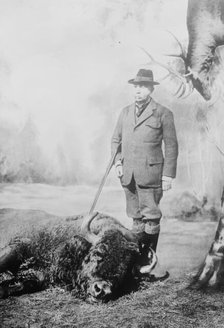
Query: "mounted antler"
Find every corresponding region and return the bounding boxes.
[164,31,196,98]
[141,22,224,102]
[140,45,194,98]
[164,30,187,61]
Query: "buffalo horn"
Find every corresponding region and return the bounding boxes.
[81,212,101,244]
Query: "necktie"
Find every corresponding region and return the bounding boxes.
[136,100,150,117]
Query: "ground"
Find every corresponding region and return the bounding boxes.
[0,184,223,328]
[2,276,224,328]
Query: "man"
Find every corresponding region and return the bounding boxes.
[111,68,178,263]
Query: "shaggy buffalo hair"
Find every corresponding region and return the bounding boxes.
[0,225,142,301]
[76,230,140,299]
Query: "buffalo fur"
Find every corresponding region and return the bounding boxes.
[77,230,140,299]
[0,224,142,301]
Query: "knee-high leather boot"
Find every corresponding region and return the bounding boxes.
[139,231,168,279]
[147,232,159,252]
[138,232,159,266]
[144,220,160,252]
[138,219,160,266]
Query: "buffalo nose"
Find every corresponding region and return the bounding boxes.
[92,281,112,298]
[93,282,104,296]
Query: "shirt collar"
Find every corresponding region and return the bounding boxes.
[135,96,152,116]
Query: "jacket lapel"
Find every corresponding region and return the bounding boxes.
[134,98,157,129]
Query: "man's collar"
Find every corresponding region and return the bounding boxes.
[134,98,157,127]
[135,95,152,108]
[135,96,152,117]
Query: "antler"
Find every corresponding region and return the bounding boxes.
[140,46,193,98]
[164,30,187,63]
[163,31,195,98]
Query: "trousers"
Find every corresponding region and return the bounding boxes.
[122,176,163,234]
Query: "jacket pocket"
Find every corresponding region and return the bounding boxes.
[147,162,163,186]
[146,153,164,165]
[144,119,162,143]
[145,118,161,129]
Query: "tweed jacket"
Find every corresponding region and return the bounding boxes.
[111,98,178,187]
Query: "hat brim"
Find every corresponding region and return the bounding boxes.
[128,79,160,85]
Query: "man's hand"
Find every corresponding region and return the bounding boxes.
[115,160,123,178]
[162,176,172,191]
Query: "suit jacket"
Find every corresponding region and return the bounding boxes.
[111,98,178,187]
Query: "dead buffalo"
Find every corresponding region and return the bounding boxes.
[0,212,157,303]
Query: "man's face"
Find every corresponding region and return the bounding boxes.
[134,83,154,102]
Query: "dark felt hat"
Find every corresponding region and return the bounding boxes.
[128,69,159,85]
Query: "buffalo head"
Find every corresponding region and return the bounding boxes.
[76,212,157,303]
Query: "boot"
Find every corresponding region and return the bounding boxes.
[143,220,160,252]
[147,233,159,252]
[138,231,159,253]
[138,232,155,266]
[139,232,169,280]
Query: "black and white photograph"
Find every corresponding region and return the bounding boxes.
[1,0,224,327]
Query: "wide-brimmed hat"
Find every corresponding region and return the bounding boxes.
[128,69,159,85]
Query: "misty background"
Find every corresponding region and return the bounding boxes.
[0,0,224,206]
